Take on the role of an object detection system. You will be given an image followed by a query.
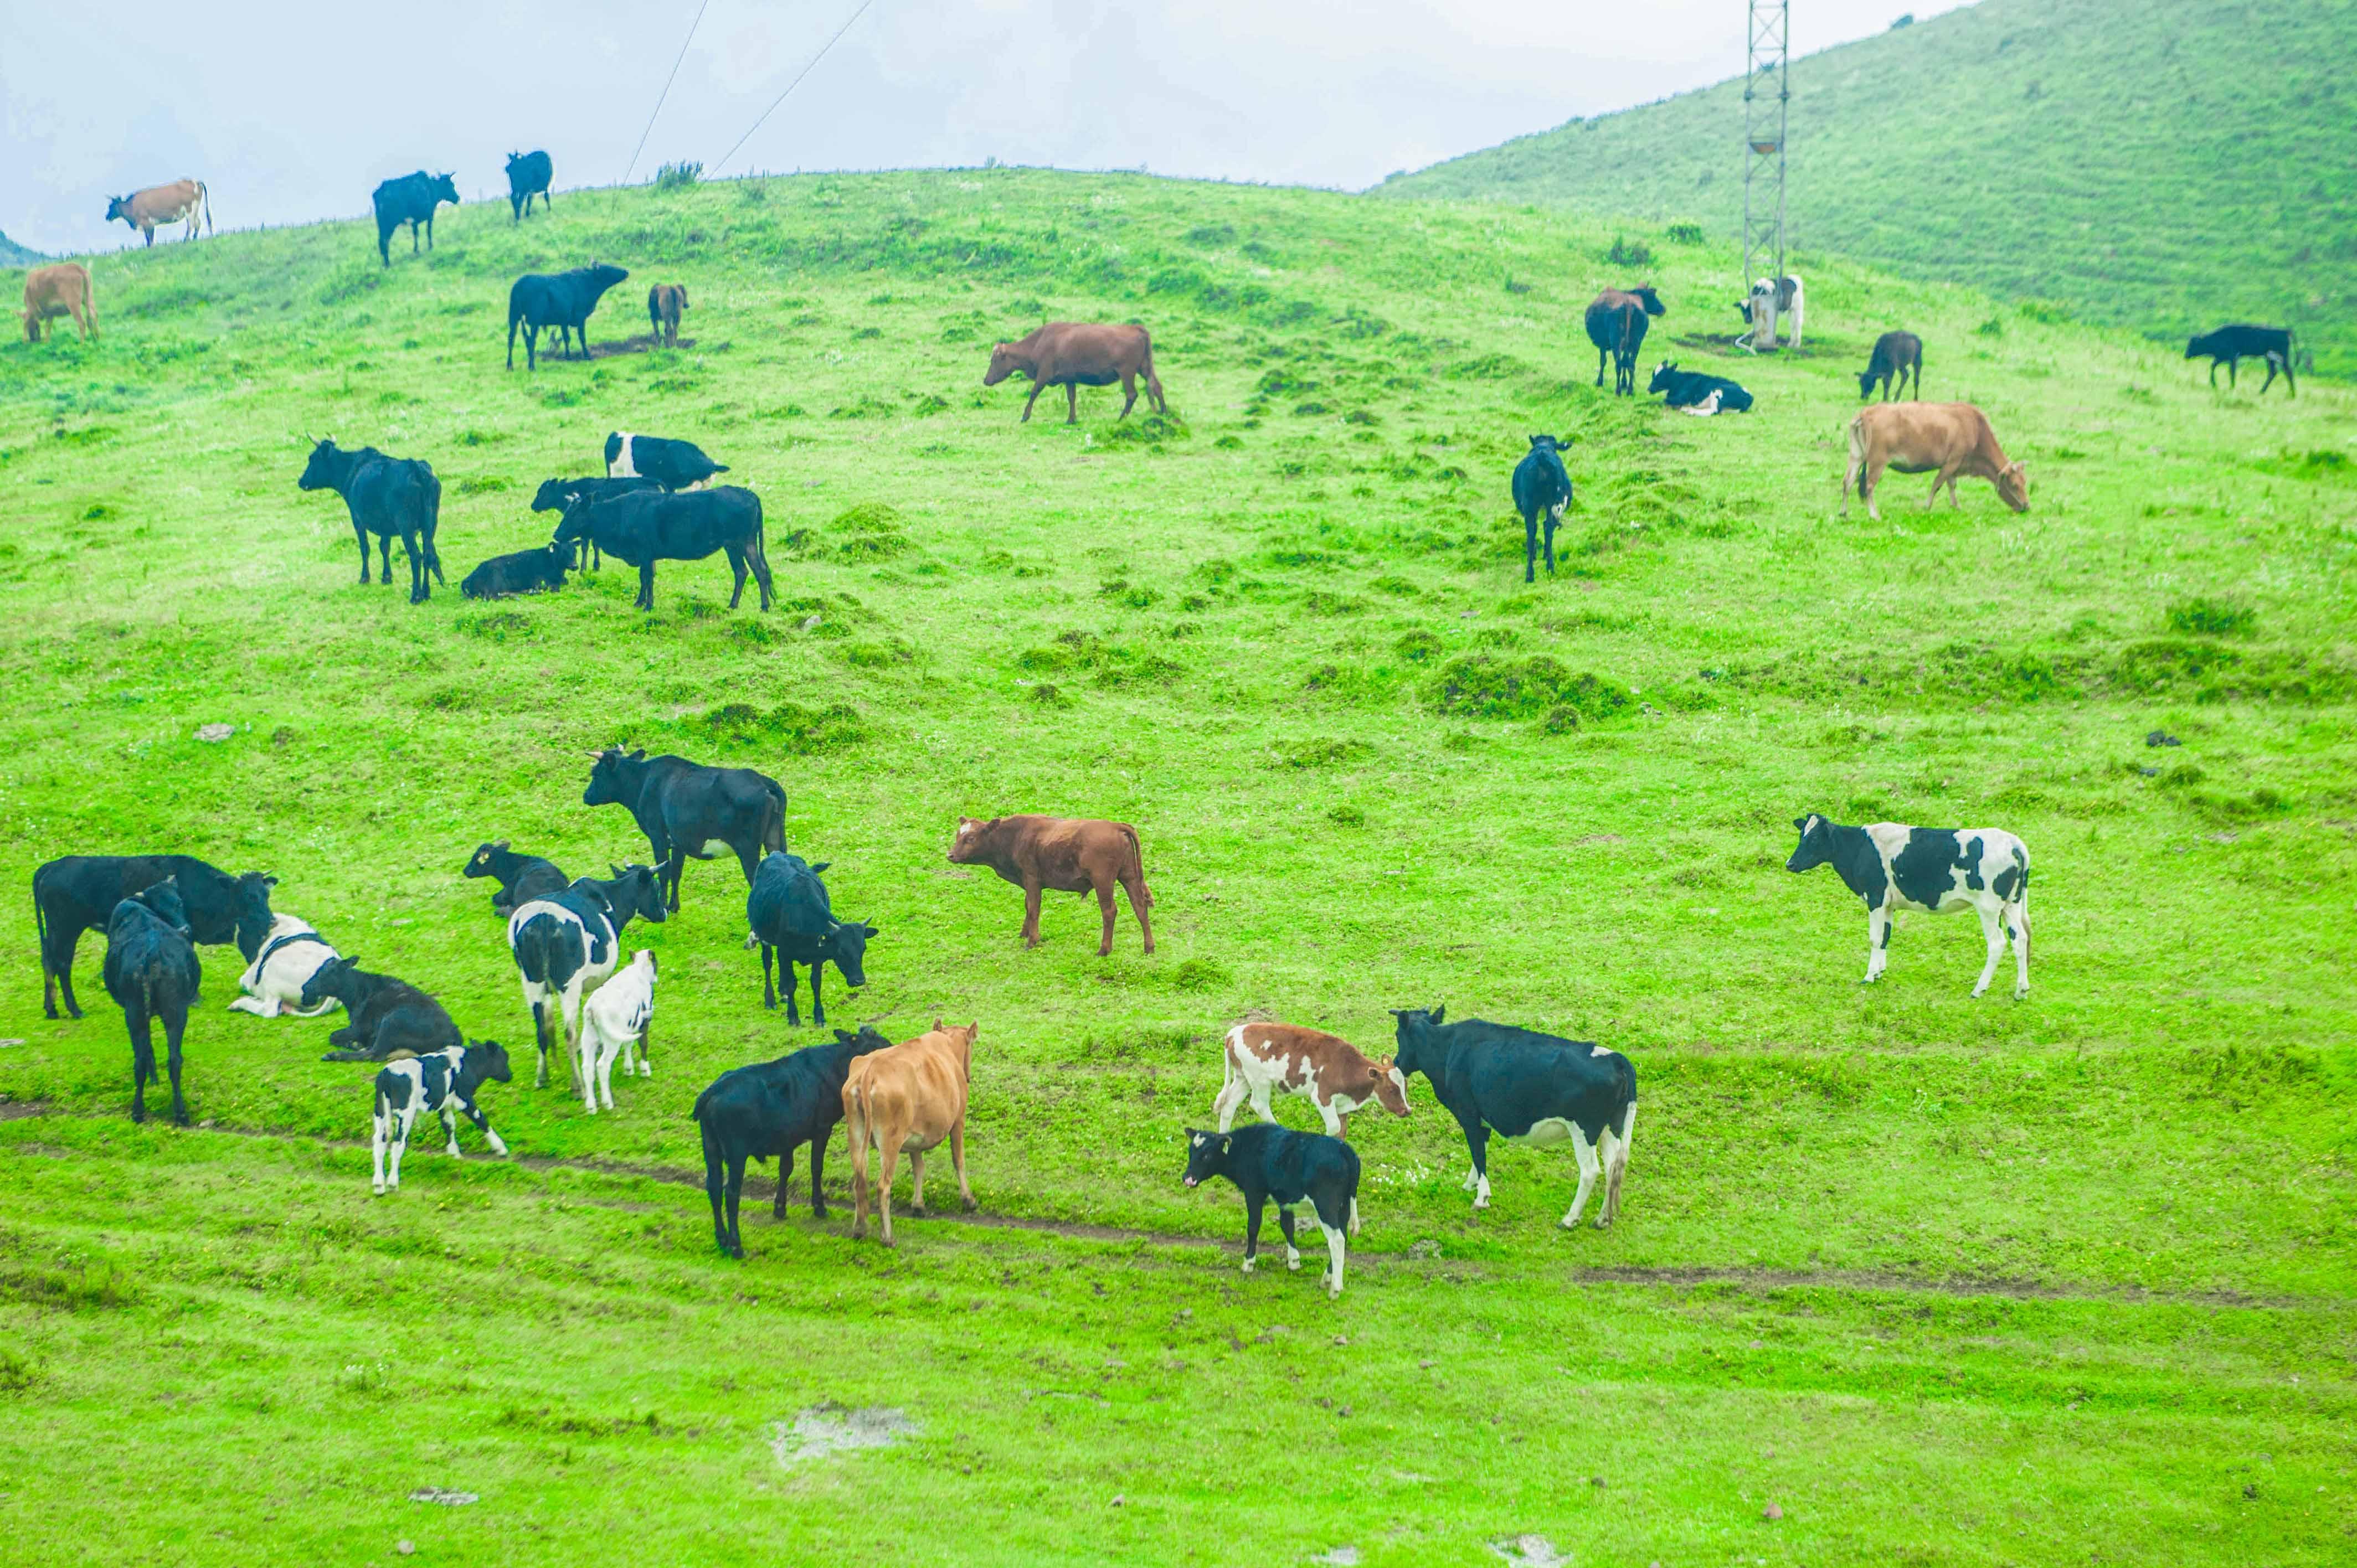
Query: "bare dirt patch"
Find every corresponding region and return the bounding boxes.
[767,1404,915,1468]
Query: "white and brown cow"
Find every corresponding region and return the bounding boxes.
[1213,1021,1409,1138]
[105,179,211,246]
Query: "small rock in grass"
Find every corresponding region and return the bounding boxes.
[2147,730,2181,747]
[1763,1502,1783,1521]
[197,723,234,743]
[396,1544,415,1557]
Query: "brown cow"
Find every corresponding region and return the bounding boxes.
[843,1018,979,1246]
[948,814,1154,956]
[21,264,96,343]
[647,283,688,347]
[105,179,211,247]
[983,322,1166,424]
[1214,1021,1409,1138]
[1584,285,1664,396]
[1841,402,2028,522]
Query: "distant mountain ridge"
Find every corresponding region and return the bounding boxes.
[1380,0,2357,376]
[0,230,49,268]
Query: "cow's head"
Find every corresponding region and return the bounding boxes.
[131,877,192,937]
[982,343,1020,386]
[1646,361,1678,395]
[607,862,668,925]
[584,261,630,295]
[300,954,362,1012]
[104,194,132,225]
[1630,285,1665,316]
[1369,1058,1412,1117]
[506,151,525,172]
[529,478,577,514]
[946,816,992,864]
[1787,813,1835,873]
[232,872,277,960]
[297,437,347,492]
[831,1024,892,1059]
[1995,461,2030,513]
[463,840,510,880]
[431,173,460,207]
[1856,368,1880,398]
[464,1039,514,1085]
[1527,434,1569,456]
[1181,1128,1232,1188]
[583,747,646,807]
[2183,337,2205,360]
[1388,1007,1447,1081]
[822,919,879,989]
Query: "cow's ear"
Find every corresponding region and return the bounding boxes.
[610,863,625,879]
[1430,1005,1445,1025]
[264,875,279,887]
[629,749,646,761]
[1793,816,1809,831]
[810,861,831,875]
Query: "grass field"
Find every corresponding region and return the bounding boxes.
[2,168,2355,1565]
[1382,0,2357,380]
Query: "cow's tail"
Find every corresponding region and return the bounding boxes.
[31,867,52,989]
[1117,824,1152,907]
[198,180,213,235]
[422,474,446,585]
[1139,331,1166,408]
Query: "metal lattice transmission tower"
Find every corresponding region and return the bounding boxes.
[1741,0,1791,348]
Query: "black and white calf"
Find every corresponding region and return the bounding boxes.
[1785,814,2031,998]
[1390,1008,1637,1230]
[1510,434,1573,585]
[229,914,341,1018]
[1182,1122,1361,1298]
[507,864,666,1089]
[370,1041,513,1194]
[461,840,569,917]
[578,950,657,1113]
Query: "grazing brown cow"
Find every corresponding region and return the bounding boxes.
[1841,402,2028,522]
[1214,1021,1409,1138]
[647,283,688,347]
[843,1018,979,1246]
[20,263,96,343]
[983,322,1166,424]
[948,814,1154,956]
[105,179,211,246]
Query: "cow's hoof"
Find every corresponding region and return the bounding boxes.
[1593,1216,1612,1231]
[1970,987,1990,999]
[1473,1199,1489,1211]
[1286,1255,1301,1272]
[961,1197,978,1213]
[2014,988,2030,1001]
[811,1203,828,1219]
[1241,1258,1256,1275]
[372,1184,388,1196]
[909,1204,928,1218]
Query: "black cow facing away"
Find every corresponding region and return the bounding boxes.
[531,474,661,570]
[508,263,629,370]
[605,432,728,490]
[1510,434,1573,584]
[462,840,569,916]
[2186,324,2295,396]
[505,150,553,222]
[102,879,203,1125]
[1584,286,1664,396]
[35,853,272,1019]
[552,486,774,613]
[461,543,570,600]
[584,746,786,912]
[372,171,459,266]
[302,956,465,1062]
[297,439,445,602]
[1183,1122,1361,1298]
[693,1025,892,1256]
[744,851,877,1026]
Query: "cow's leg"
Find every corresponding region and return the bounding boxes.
[721,1152,747,1256]
[1065,383,1080,425]
[162,1000,189,1126]
[1320,1216,1347,1298]
[1248,1080,1275,1126]
[378,532,395,585]
[1094,876,1117,957]
[372,1101,392,1194]
[1561,1125,1602,1229]
[1543,503,1561,576]
[908,1149,927,1216]
[1594,347,1607,388]
[783,959,801,1027]
[809,962,825,1028]
[457,1100,507,1156]
[127,1008,155,1123]
[1212,1072,1249,1132]
[637,560,657,612]
[1593,1123,1623,1229]
[439,1104,461,1156]
[2260,357,2279,395]
[1866,901,1891,982]
[704,1147,733,1251]
[761,943,777,1010]
[770,1146,795,1220]
[1923,469,1948,510]
[353,520,372,584]
[1460,1116,1493,1209]
[1523,511,1538,584]
[807,1136,830,1218]
[1120,871,1155,955]
[874,1138,900,1247]
[43,924,84,1019]
[1602,1102,1637,1226]
[1241,1194,1265,1273]
[1117,373,1138,421]
[1277,1205,1302,1271]
[1864,459,1888,522]
[408,530,429,603]
[724,544,749,608]
[848,1120,872,1240]
[949,1118,976,1211]
[2008,899,2031,1000]
[1021,879,1044,947]
[1970,902,2005,999]
[531,999,553,1089]
[1020,382,1043,422]
[1316,1098,1343,1138]
[386,1106,415,1189]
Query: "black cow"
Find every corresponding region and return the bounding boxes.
[693,1025,893,1256]
[1510,434,1574,584]
[1859,331,1924,401]
[34,854,272,1020]
[460,543,570,600]
[507,263,629,370]
[507,864,666,1090]
[1390,1007,1638,1230]
[505,150,553,223]
[297,439,446,603]
[530,475,662,570]
[1584,286,1664,396]
[2186,324,2295,396]
[1647,361,1754,414]
[605,432,729,491]
[744,852,877,1026]
[583,746,786,912]
[1182,1122,1361,1298]
[102,879,203,1125]
[461,840,569,916]
[372,171,459,266]
[551,486,775,613]
[301,956,464,1062]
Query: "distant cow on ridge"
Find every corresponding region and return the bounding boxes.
[20,264,95,343]
[105,179,211,246]
[2186,324,2295,396]
[1584,286,1663,396]
[372,171,459,266]
[506,151,553,222]
[984,322,1165,424]
[1841,403,2027,521]
[507,263,629,370]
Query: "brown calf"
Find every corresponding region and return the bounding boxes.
[105,179,211,246]
[21,264,96,343]
[1841,401,2028,522]
[1214,1021,1409,1138]
[647,283,688,347]
[949,814,1154,956]
[843,1019,979,1245]
[983,322,1166,424]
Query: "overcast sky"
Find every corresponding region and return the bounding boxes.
[2,0,1965,256]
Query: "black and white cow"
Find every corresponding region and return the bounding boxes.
[507,864,667,1089]
[744,851,877,1026]
[1648,361,1754,413]
[1785,814,2031,998]
[1390,1008,1638,1229]
[583,747,786,912]
[35,853,274,1019]
[1510,434,1573,585]
[102,879,204,1125]
[370,1041,513,1194]
[605,432,728,491]
[461,839,569,917]
[302,956,464,1062]
[229,914,341,1018]
[1182,1122,1361,1298]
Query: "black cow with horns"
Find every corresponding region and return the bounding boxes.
[584,747,788,912]
[297,439,446,602]
[531,475,661,571]
[507,262,629,370]
[34,853,273,1020]
[744,851,878,1026]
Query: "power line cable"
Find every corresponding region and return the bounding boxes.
[625,0,714,183]
[711,0,878,176]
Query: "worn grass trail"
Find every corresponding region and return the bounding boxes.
[1,169,2354,1563]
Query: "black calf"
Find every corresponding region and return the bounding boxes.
[1858,331,1923,401]
[1510,434,1573,584]
[102,879,203,1125]
[1182,1122,1361,1297]
[2186,324,2295,396]
[301,956,464,1062]
[693,1027,892,1256]
[460,543,570,600]
[461,840,569,916]
[745,851,877,1026]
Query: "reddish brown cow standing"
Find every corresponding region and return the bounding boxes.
[647,283,688,348]
[983,322,1166,424]
[843,1018,980,1246]
[21,263,96,343]
[1842,401,2029,522]
[1583,285,1664,396]
[105,179,212,246]
[1214,1021,1409,1138]
[948,814,1154,956]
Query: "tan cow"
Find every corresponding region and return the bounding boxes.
[1841,401,2028,522]
[1214,1021,1409,1138]
[105,179,212,247]
[984,322,1165,424]
[647,283,687,347]
[21,263,96,343]
[843,1019,979,1246]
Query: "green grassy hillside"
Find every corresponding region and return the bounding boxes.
[1381,0,2357,377]
[0,231,46,269]
[2,172,2354,1564]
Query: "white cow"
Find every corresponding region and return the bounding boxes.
[1786,814,2030,998]
[577,950,657,1113]
[1737,273,1805,350]
[228,915,341,1017]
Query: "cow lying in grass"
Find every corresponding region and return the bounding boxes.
[104,879,203,1125]
[1840,402,2027,521]
[1648,361,1754,413]
[370,1041,512,1194]
[229,913,340,1018]
[1183,1122,1361,1298]
[1785,814,2031,998]
[694,1025,892,1256]
[461,543,570,600]
[303,956,463,1062]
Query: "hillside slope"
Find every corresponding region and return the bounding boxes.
[0,229,46,267]
[1381,0,2357,375]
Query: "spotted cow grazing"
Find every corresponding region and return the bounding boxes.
[370,1041,513,1194]
[1183,1122,1361,1298]
[229,914,341,1018]
[1214,1021,1408,1138]
[1785,815,2030,998]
